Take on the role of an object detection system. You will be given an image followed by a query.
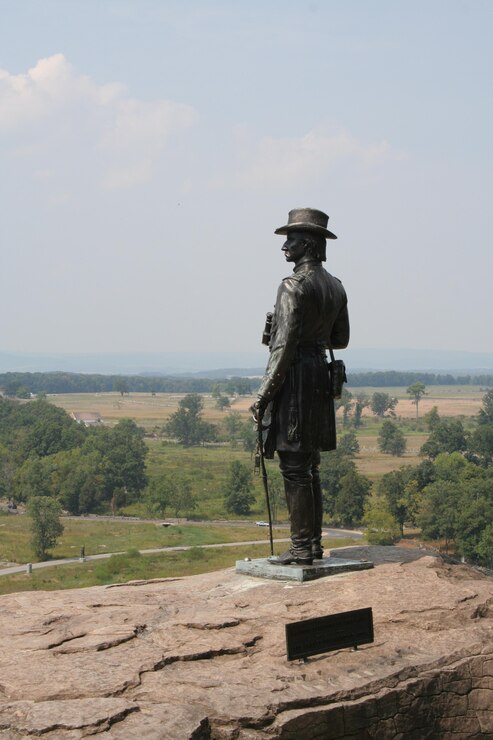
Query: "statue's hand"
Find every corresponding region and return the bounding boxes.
[250,396,268,423]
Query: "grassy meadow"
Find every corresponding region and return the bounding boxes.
[0,515,288,565]
[0,534,361,596]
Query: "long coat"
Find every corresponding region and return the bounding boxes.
[258,258,349,458]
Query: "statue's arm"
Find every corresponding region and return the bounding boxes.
[257,279,302,405]
[330,295,350,350]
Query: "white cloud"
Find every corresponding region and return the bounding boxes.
[0,54,197,190]
[100,97,196,190]
[223,127,394,189]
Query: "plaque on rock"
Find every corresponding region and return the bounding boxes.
[285,607,374,661]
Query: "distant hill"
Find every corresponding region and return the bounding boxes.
[0,351,267,375]
[1,348,493,375]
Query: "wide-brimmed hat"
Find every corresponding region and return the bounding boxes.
[274,207,337,240]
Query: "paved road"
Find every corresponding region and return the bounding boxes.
[0,528,362,578]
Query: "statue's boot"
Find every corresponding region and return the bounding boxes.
[269,480,314,565]
[311,471,325,560]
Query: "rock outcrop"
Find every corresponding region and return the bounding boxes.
[1,547,493,738]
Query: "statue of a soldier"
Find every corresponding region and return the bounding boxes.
[252,208,350,566]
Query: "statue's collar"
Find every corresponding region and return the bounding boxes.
[294,258,320,273]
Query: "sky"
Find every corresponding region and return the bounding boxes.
[0,0,492,361]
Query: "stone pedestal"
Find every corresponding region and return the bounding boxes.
[235,556,373,582]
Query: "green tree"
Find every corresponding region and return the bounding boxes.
[114,378,129,396]
[27,496,64,560]
[378,470,410,534]
[406,382,427,420]
[168,477,197,517]
[338,431,360,457]
[413,459,436,490]
[413,453,493,562]
[469,424,493,464]
[224,412,242,437]
[224,378,252,396]
[433,451,471,481]
[0,445,15,500]
[53,448,106,514]
[14,457,52,501]
[15,398,86,460]
[211,384,223,399]
[456,492,493,563]
[145,475,175,517]
[364,497,401,545]
[476,524,493,567]
[319,449,356,517]
[378,420,407,456]
[83,419,148,503]
[420,419,467,459]
[2,379,21,397]
[423,406,441,431]
[478,389,493,425]
[241,421,257,456]
[333,469,372,527]
[145,474,196,518]
[223,460,255,515]
[352,393,369,428]
[370,392,398,418]
[165,394,217,446]
[416,479,462,552]
[335,388,353,427]
[319,449,371,525]
[216,395,231,411]
[224,411,242,447]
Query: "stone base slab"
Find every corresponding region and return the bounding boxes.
[235,556,374,582]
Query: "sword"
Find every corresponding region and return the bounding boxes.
[254,418,274,556]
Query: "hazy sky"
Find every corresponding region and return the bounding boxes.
[1,0,492,356]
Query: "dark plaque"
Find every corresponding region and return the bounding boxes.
[285,607,374,661]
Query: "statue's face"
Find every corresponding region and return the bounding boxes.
[281,232,307,262]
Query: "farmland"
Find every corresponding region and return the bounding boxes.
[47,386,485,430]
[47,386,485,485]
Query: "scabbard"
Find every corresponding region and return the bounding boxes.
[257,423,274,556]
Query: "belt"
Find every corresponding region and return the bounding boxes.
[295,344,326,357]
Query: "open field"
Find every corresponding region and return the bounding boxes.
[234,385,485,419]
[352,385,485,419]
[48,386,486,428]
[355,435,427,480]
[0,516,288,565]
[48,391,250,429]
[0,534,362,595]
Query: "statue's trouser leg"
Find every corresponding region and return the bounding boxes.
[278,451,315,561]
[311,452,324,559]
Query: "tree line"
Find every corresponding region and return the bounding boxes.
[2,370,493,399]
[347,371,493,387]
[0,372,255,397]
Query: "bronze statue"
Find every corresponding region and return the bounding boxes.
[252,208,350,565]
